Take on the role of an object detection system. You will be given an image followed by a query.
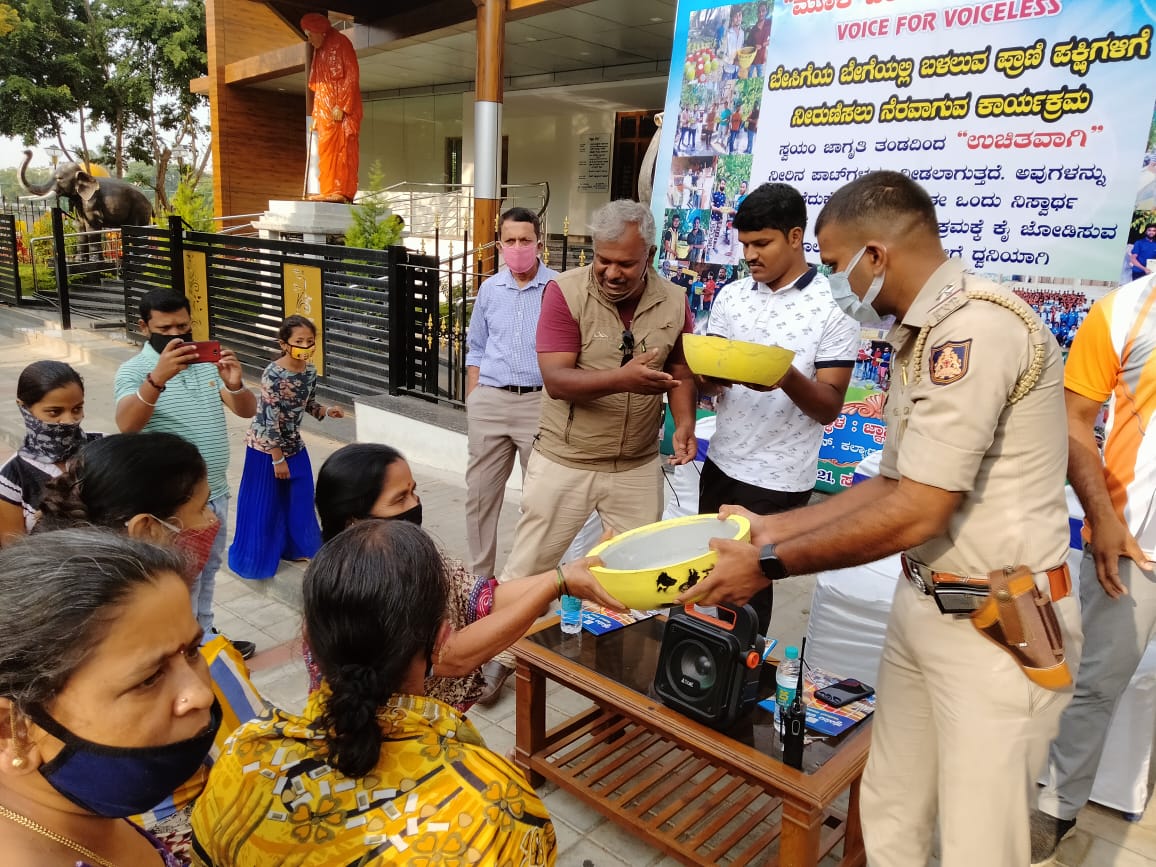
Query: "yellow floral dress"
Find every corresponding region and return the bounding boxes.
[189,690,556,866]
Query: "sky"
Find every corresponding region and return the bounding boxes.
[2,138,51,171]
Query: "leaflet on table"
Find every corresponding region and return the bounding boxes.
[580,602,664,635]
[757,664,876,737]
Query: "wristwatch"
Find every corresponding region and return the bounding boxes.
[759,543,789,582]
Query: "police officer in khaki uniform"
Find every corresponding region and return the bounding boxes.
[682,171,1081,866]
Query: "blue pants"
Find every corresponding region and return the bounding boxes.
[191,494,229,632]
[228,446,322,580]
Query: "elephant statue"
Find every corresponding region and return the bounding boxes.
[19,149,154,232]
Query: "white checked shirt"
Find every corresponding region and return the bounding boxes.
[466,261,558,387]
[706,269,859,491]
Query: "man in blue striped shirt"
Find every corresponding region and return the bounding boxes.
[114,289,258,659]
[465,208,556,702]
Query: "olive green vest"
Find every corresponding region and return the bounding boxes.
[536,265,686,472]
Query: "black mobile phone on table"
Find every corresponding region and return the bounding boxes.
[814,678,874,708]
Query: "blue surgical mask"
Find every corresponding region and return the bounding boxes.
[829,246,885,324]
[31,700,220,818]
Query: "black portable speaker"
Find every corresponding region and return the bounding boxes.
[653,603,766,729]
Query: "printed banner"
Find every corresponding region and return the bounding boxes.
[183,250,210,342]
[282,263,325,375]
[654,0,1156,491]
[654,0,1156,287]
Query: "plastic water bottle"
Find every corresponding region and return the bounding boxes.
[560,595,582,634]
[775,646,800,722]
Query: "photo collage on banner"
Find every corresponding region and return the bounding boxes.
[659,1,770,329]
[653,0,1156,489]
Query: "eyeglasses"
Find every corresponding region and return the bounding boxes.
[620,330,635,366]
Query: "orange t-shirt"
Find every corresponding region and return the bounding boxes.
[1064,275,1156,553]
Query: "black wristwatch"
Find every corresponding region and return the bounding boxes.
[759,543,789,581]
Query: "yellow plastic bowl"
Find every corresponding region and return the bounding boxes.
[588,513,750,609]
[682,334,796,388]
[676,241,690,258]
[737,46,756,68]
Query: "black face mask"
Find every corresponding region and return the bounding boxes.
[364,502,423,528]
[148,331,192,354]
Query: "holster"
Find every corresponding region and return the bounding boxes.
[970,565,1071,690]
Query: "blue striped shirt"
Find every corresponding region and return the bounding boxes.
[114,345,232,500]
[466,261,557,387]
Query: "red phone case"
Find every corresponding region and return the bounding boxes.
[190,341,221,363]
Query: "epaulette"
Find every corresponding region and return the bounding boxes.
[910,282,1047,405]
[924,282,968,327]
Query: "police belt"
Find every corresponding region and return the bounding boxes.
[901,554,1071,615]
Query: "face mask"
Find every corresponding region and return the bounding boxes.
[367,502,423,527]
[287,345,316,361]
[155,515,221,581]
[17,404,87,464]
[828,246,885,324]
[502,243,539,275]
[148,331,192,354]
[32,700,220,818]
[595,268,646,305]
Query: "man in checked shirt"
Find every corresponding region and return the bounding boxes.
[464,207,557,586]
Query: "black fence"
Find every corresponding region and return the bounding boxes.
[121,223,444,403]
[0,214,21,306]
[28,217,600,407]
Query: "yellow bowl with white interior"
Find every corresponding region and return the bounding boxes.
[682,333,796,388]
[588,513,750,610]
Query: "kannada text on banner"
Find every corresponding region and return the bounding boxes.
[651,0,1156,491]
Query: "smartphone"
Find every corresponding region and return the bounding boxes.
[189,340,221,364]
[814,678,874,708]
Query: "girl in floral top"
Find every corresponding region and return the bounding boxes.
[228,316,344,579]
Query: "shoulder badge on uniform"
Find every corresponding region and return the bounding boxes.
[929,339,971,385]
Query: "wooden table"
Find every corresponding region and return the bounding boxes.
[513,616,869,867]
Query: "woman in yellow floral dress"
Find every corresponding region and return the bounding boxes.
[189,519,556,866]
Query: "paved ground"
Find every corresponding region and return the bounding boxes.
[0,308,1152,865]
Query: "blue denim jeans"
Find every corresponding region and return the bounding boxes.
[192,494,229,632]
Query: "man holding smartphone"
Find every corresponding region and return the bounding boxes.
[114,288,258,659]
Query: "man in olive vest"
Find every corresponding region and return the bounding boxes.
[476,200,698,704]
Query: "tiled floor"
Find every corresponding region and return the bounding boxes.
[2,314,1155,865]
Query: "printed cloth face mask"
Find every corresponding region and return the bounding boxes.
[17,404,87,464]
[155,514,222,581]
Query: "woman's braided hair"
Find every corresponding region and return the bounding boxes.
[304,519,448,778]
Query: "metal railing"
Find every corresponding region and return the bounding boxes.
[0,197,52,229]
[376,181,550,238]
[27,227,124,299]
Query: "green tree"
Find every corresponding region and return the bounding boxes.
[346,162,404,250]
[100,0,208,209]
[0,0,106,160]
[168,175,213,231]
[0,4,18,35]
[0,0,207,209]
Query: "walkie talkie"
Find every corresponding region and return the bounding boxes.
[781,637,806,770]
